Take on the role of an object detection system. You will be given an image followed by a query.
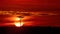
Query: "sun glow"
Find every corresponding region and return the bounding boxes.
[14,17,21,21]
[14,22,24,27]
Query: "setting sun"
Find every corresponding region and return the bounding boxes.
[14,22,24,27]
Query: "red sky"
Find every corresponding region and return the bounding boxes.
[0,0,60,27]
[0,0,59,11]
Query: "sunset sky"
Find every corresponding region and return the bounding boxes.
[0,0,59,11]
[0,0,60,27]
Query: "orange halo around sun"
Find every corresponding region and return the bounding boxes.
[15,17,21,21]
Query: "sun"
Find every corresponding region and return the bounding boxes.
[14,22,23,27]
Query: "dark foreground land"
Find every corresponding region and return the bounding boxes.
[0,26,60,34]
